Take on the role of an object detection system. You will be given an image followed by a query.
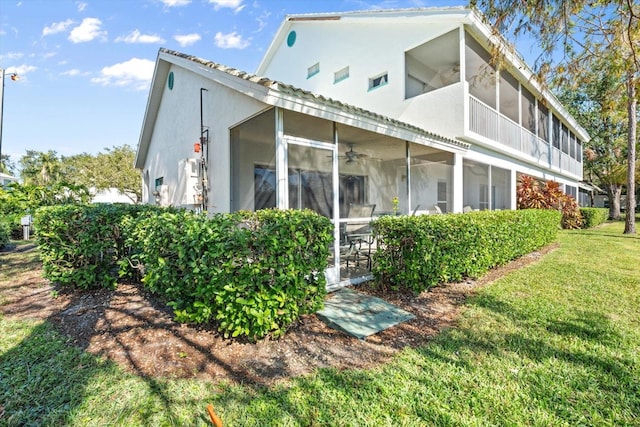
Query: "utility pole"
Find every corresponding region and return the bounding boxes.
[0,67,19,170]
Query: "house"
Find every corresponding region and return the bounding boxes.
[135,7,589,287]
[0,172,18,188]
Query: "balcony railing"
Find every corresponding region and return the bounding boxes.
[469,95,582,178]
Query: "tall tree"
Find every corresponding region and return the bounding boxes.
[472,0,639,234]
[0,154,16,175]
[19,150,62,185]
[555,58,629,219]
[88,145,141,204]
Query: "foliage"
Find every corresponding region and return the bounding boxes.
[34,204,156,289]
[517,174,583,229]
[64,145,141,204]
[555,57,629,219]
[2,221,639,425]
[0,154,16,175]
[0,182,91,238]
[34,205,332,340]
[580,207,609,228]
[471,0,638,234]
[371,209,560,293]
[135,208,333,340]
[0,219,10,248]
[17,146,141,203]
[19,150,62,185]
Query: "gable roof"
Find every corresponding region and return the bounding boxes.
[255,7,589,142]
[135,48,469,168]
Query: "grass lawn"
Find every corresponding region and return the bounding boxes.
[1,222,639,426]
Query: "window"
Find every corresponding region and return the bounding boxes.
[155,177,163,189]
[368,72,388,90]
[334,66,349,83]
[307,62,320,79]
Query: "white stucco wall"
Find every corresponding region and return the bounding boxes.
[142,63,268,212]
[259,19,461,126]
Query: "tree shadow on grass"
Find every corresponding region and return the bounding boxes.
[0,243,207,426]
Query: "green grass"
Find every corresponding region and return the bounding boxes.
[1,222,639,426]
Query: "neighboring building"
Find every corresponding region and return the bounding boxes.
[0,172,18,187]
[90,187,136,204]
[135,7,589,287]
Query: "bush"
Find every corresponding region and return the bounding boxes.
[580,207,609,228]
[0,219,10,249]
[34,204,159,289]
[517,175,582,229]
[371,209,560,293]
[132,208,333,340]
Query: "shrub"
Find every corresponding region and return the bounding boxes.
[580,207,609,228]
[0,219,10,249]
[34,204,159,289]
[134,208,333,340]
[371,209,560,293]
[517,175,583,229]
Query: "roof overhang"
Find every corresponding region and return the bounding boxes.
[135,48,468,168]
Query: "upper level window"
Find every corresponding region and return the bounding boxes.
[334,66,349,83]
[307,62,320,79]
[369,72,388,90]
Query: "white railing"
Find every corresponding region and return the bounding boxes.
[470,95,581,176]
[469,96,499,142]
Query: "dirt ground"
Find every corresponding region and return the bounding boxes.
[0,242,555,387]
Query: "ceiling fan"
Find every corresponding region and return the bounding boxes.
[343,143,368,164]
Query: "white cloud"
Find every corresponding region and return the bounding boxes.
[76,1,88,12]
[209,0,244,12]
[173,33,201,47]
[0,52,24,61]
[61,69,82,76]
[5,64,37,77]
[115,30,165,44]
[42,19,75,36]
[161,0,190,6]
[69,18,106,43]
[214,31,249,49]
[91,58,155,91]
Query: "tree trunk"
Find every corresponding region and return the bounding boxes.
[607,184,623,219]
[624,74,636,234]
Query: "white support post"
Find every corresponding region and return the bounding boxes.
[275,107,288,209]
[453,153,464,213]
[510,169,517,210]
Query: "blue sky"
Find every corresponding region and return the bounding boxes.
[0,0,476,168]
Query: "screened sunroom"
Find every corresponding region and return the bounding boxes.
[230,107,460,286]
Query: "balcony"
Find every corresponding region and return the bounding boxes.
[469,95,582,179]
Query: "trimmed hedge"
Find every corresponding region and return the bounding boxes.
[133,208,332,340]
[0,219,10,249]
[580,208,609,228]
[371,209,561,293]
[35,204,332,340]
[34,204,160,289]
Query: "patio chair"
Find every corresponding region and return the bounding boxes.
[341,203,376,270]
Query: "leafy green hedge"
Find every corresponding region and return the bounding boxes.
[34,205,331,340]
[133,209,332,340]
[0,219,10,249]
[580,208,608,228]
[34,204,159,289]
[371,209,561,293]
